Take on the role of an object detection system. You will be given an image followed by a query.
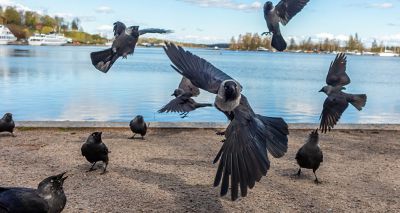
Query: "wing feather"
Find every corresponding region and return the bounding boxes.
[326,53,351,86]
[276,0,309,25]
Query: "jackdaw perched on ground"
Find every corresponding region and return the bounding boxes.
[319,53,367,133]
[0,113,15,137]
[90,21,172,73]
[81,132,110,174]
[158,77,213,118]
[163,42,289,201]
[0,172,67,213]
[129,115,148,139]
[295,129,323,183]
[263,0,309,51]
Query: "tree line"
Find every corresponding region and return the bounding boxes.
[0,6,105,44]
[229,33,400,54]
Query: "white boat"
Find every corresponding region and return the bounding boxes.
[378,50,399,57]
[28,33,72,46]
[0,25,17,45]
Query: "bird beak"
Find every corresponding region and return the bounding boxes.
[56,172,67,180]
[171,93,174,96]
[318,89,323,92]
[99,132,102,136]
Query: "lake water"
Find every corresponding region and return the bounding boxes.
[0,45,399,123]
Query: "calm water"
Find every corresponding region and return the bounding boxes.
[0,45,399,123]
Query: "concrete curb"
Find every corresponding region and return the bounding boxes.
[14,121,400,130]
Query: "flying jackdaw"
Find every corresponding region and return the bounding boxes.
[158,77,213,118]
[129,115,148,139]
[0,113,15,137]
[90,21,172,73]
[319,53,367,133]
[263,0,309,51]
[295,129,323,183]
[0,172,67,213]
[163,42,289,201]
[81,132,110,174]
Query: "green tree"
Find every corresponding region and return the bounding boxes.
[24,11,38,29]
[4,7,21,25]
[41,15,56,27]
[71,18,80,31]
[41,26,54,34]
[288,38,297,50]
[229,36,237,50]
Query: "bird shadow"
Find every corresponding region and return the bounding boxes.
[113,166,224,212]
[0,133,14,138]
[278,168,314,181]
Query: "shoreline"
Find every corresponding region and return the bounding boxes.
[13,121,400,130]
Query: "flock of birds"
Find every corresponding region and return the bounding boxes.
[0,0,368,212]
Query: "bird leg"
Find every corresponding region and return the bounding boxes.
[220,139,226,143]
[261,31,272,36]
[141,136,145,140]
[313,170,321,184]
[87,162,97,172]
[180,112,188,118]
[11,132,16,137]
[129,134,136,139]
[296,168,301,176]
[101,162,108,175]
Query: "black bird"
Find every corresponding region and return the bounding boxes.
[90,21,172,73]
[163,42,289,201]
[263,0,309,51]
[0,172,67,213]
[81,132,110,174]
[158,77,213,118]
[0,113,15,137]
[129,115,148,139]
[295,129,323,183]
[319,53,367,133]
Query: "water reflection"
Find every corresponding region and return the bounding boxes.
[0,45,399,123]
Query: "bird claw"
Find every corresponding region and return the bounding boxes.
[220,139,226,143]
[314,179,321,184]
[100,170,108,175]
[129,136,135,139]
[215,131,225,136]
[180,112,188,118]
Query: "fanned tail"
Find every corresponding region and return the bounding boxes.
[349,94,367,111]
[271,33,287,52]
[90,48,119,73]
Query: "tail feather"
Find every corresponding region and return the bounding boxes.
[257,115,289,158]
[194,103,213,109]
[271,33,287,52]
[90,48,119,73]
[349,94,367,111]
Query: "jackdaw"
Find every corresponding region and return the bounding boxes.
[0,113,15,137]
[129,115,148,139]
[90,21,172,73]
[163,42,289,201]
[295,129,323,183]
[263,0,309,51]
[0,172,67,213]
[81,132,110,174]
[319,53,367,133]
[158,77,213,118]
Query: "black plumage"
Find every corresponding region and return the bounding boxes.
[158,77,212,118]
[319,53,367,133]
[295,130,323,183]
[0,172,67,213]
[263,0,309,51]
[163,42,289,201]
[0,113,15,137]
[129,115,148,139]
[90,21,172,73]
[81,132,110,174]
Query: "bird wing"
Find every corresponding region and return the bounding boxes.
[213,95,270,201]
[0,188,49,212]
[178,77,200,97]
[113,21,126,37]
[139,28,173,35]
[326,53,351,87]
[275,0,309,25]
[319,93,349,133]
[100,143,109,155]
[158,95,196,113]
[163,42,238,94]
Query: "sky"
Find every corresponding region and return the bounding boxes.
[1,0,400,45]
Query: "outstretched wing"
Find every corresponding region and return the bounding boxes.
[319,93,349,133]
[113,21,126,37]
[275,0,309,25]
[158,96,196,113]
[179,77,200,97]
[163,42,237,94]
[139,28,173,36]
[213,95,270,201]
[326,53,350,87]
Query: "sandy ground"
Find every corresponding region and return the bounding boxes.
[0,128,399,212]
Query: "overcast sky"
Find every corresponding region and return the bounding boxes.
[1,0,399,45]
